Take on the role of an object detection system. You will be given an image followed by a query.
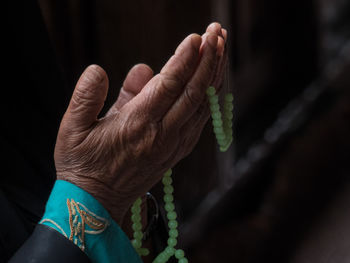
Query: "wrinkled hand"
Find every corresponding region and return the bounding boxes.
[54,23,228,224]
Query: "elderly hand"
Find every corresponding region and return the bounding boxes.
[54,23,228,224]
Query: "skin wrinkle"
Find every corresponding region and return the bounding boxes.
[55,23,227,226]
[162,40,219,130]
[70,67,108,115]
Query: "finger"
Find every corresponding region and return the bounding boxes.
[207,22,224,55]
[200,23,223,55]
[217,33,225,57]
[206,22,222,36]
[179,101,211,158]
[64,65,109,132]
[205,28,227,90]
[106,64,153,116]
[221,28,227,43]
[162,33,218,130]
[212,44,228,90]
[127,34,202,121]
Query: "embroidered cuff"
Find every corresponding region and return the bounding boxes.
[40,180,142,263]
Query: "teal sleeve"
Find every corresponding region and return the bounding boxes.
[39,180,142,263]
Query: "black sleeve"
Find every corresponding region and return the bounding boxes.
[2,0,79,261]
[9,224,91,263]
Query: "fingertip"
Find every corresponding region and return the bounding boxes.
[131,63,154,78]
[207,22,222,35]
[123,63,154,94]
[189,33,202,50]
[176,34,202,55]
[82,64,108,86]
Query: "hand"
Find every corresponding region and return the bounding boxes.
[54,23,228,225]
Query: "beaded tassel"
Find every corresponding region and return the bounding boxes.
[206,86,233,152]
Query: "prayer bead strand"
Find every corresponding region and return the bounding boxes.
[206,86,233,152]
[131,197,150,256]
[153,169,188,263]
[131,86,234,262]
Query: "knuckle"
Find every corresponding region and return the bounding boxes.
[184,84,202,107]
[120,116,158,158]
[158,73,184,98]
[71,88,100,110]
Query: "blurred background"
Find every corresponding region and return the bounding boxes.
[4,0,350,262]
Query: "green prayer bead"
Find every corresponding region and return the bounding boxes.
[210,104,220,112]
[156,252,168,263]
[153,258,164,263]
[217,138,227,145]
[165,246,175,256]
[223,111,233,120]
[209,95,219,104]
[179,258,189,263]
[169,229,178,238]
[212,119,223,127]
[131,205,141,214]
[211,111,222,119]
[164,169,172,177]
[206,86,216,96]
[220,139,233,152]
[223,121,233,128]
[224,103,234,111]
[175,249,185,259]
[224,127,232,134]
[162,176,172,185]
[133,230,143,240]
[132,239,142,249]
[167,211,177,220]
[164,185,174,194]
[216,134,226,141]
[134,198,142,206]
[131,214,141,222]
[165,202,175,212]
[132,222,142,231]
[168,220,178,229]
[138,248,150,256]
[167,237,177,247]
[225,93,234,102]
[163,194,174,203]
[224,136,231,142]
[214,127,224,134]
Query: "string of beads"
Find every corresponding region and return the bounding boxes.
[206,86,233,151]
[130,86,234,262]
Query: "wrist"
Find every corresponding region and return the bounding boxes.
[56,174,133,225]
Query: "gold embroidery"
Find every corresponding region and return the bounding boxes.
[67,199,109,251]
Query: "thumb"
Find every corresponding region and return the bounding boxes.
[64,64,109,132]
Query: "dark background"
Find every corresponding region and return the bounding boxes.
[2,0,350,262]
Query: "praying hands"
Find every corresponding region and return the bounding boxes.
[54,22,228,226]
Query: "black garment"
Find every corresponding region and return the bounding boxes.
[8,225,90,263]
[1,1,86,262]
[2,1,169,261]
